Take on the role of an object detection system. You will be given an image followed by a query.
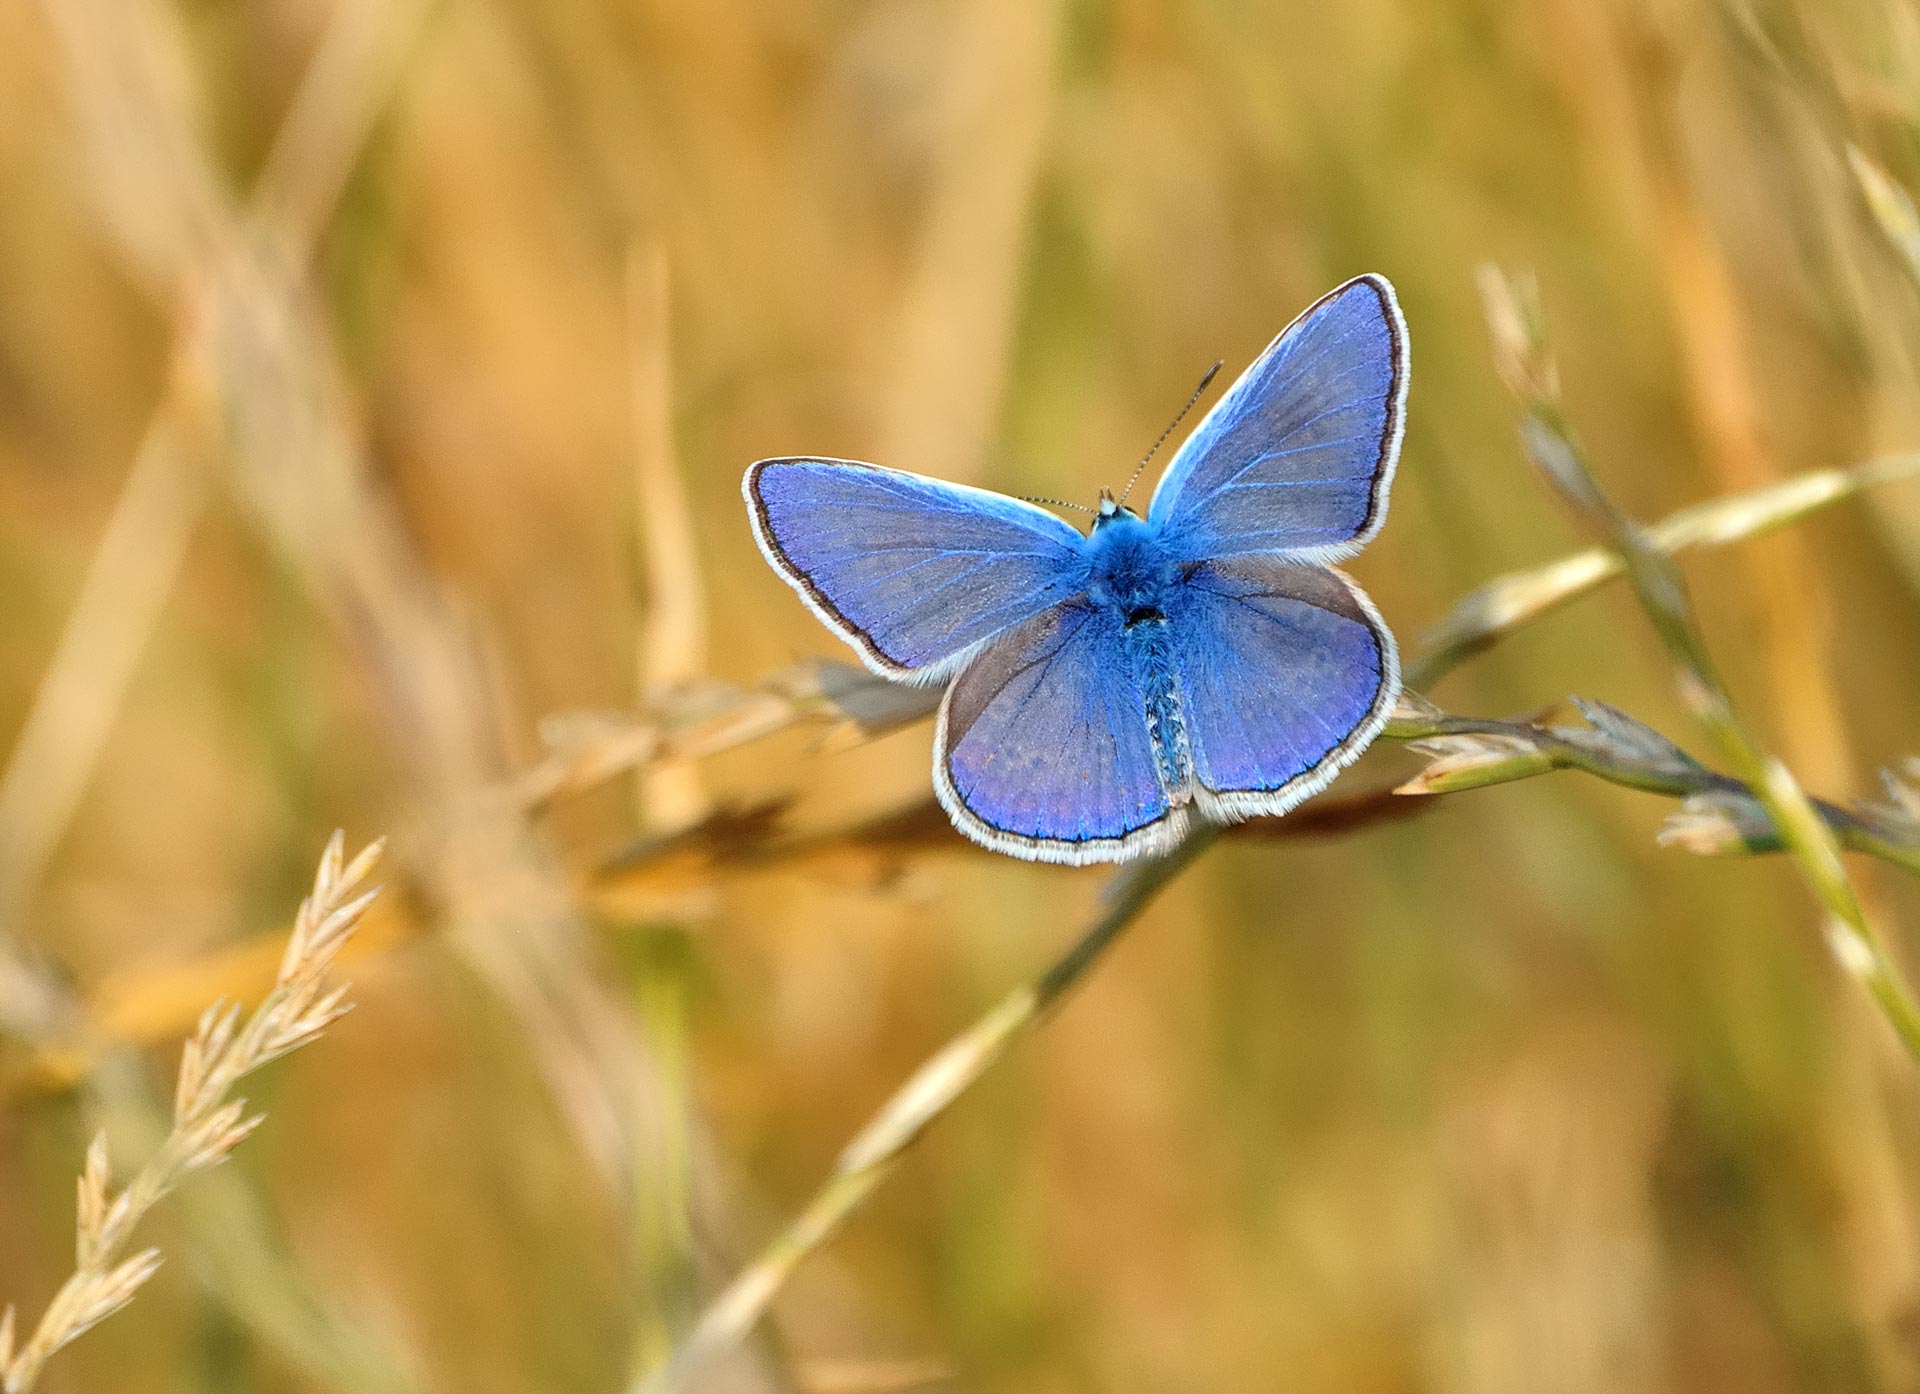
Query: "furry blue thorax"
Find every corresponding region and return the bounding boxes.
[1083,508,1181,621]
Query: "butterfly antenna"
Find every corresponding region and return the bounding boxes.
[1117,359,1224,507]
[1021,494,1098,515]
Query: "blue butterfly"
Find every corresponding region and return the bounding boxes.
[744,274,1407,865]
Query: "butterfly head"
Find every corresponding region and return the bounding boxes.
[1093,488,1139,530]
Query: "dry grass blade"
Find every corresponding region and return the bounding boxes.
[0,834,383,1394]
[0,0,427,942]
[1848,145,1920,287]
[796,1356,953,1393]
[1477,265,1920,1060]
[1406,450,1920,690]
[627,240,712,834]
[520,661,943,813]
[0,388,209,930]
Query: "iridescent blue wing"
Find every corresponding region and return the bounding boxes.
[1149,275,1407,562]
[1164,556,1398,817]
[745,458,1091,681]
[935,601,1188,864]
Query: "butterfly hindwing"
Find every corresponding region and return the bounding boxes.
[1149,275,1407,562]
[1164,555,1398,817]
[935,601,1188,864]
[746,458,1092,681]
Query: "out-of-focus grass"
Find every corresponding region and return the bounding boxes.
[3,2,1920,1392]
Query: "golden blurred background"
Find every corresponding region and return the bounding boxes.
[4,0,1920,1390]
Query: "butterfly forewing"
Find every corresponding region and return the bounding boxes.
[746,458,1092,680]
[1148,275,1407,563]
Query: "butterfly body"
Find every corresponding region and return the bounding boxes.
[745,275,1409,865]
[1077,506,1195,796]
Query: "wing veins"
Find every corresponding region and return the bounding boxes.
[1183,579,1385,791]
[1206,405,1382,494]
[1217,465,1375,493]
[863,562,1050,635]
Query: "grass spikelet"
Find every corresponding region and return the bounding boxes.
[0,833,383,1394]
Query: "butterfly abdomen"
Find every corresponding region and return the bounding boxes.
[1121,616,1194,805]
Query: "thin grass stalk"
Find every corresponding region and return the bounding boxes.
[633,830,1216,1393]
[623,242,707,1357]
[1478,265,1920,1061]
[1848,145,1920,290]
[1387,700,1920,876]
[0,0,429,943]
[1407,451,1920,690]
[627,239,711,835]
